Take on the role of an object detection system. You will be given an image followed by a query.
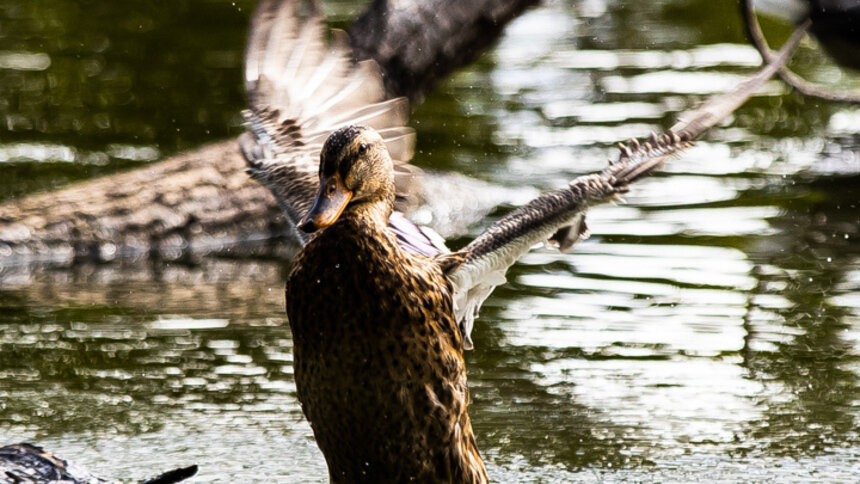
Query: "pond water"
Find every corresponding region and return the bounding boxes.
[2,0,860,482]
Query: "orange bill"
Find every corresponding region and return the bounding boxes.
[298,174,353,233]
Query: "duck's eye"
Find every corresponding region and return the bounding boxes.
[358,142,368,153]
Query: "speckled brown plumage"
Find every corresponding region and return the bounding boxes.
[286,197,487,484]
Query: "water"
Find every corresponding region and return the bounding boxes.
[2,0,860,482]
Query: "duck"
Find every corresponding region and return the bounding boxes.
[239,0,810,482]
[238,0,521,250]
[285,123,488,483]
[0,442,197,484]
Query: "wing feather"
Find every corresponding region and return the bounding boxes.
[442,24,809,349]
[241,0,441,254]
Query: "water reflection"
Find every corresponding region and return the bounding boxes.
[1,0,860,481]
[0,0,255,201]
[738,180,860,457]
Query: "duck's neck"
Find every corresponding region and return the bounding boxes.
[344,192,394,230]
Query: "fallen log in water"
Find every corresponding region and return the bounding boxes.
[0,141,279,266]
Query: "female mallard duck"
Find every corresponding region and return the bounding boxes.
[287,124,487,482]
[240,0,803,482]
[0,442,197,484]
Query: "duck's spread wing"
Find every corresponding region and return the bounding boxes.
[440,134,689,350]
[440,25,808,350]
[240,0,418,244]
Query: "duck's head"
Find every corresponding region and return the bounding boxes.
[299,125,394,233]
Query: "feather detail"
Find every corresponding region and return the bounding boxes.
[443,25,808,349]
[241,0,430,252]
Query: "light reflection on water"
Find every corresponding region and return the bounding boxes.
[2,0,860,482]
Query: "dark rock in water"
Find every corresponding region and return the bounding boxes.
[0,443,197,484]
[757,0,860,70]
[808,0,860,71]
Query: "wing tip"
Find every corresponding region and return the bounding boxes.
[139,464,199,484]
[614,130,694,166]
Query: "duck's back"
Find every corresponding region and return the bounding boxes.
[286,214,487,484]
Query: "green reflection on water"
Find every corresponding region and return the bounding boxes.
[0,0,254,200]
